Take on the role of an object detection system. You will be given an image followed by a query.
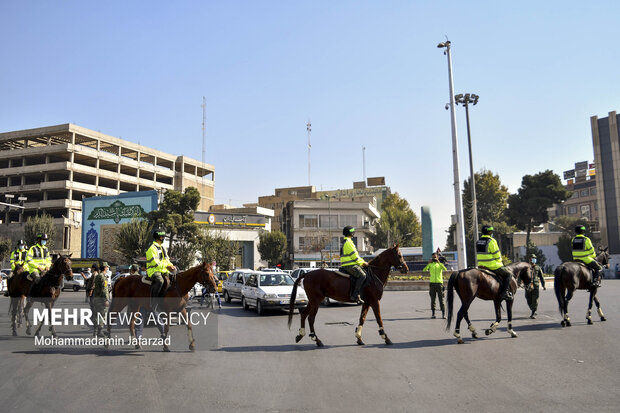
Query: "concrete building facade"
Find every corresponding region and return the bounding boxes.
[0,124,215,256]
[591,111,620,254]
[283,199,380,268]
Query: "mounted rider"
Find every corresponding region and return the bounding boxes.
[4,240,28,296]
[571,225,602,288]
[476,225,513,301]
[146,229,176,311]
[340,225,367,304]
[26,233,51,283]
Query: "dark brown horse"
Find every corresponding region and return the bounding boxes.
[106,262,217,351]
[22,255,74,337]
[554,248,609,327]
[446,262,533,344]
[288,244,409,347]
[7,264,30,335]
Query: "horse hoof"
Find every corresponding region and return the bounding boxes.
[12,330,17,337]
[189,344,196,352]
[601,317,607,322]
[472,333,478,339]
[135,344,141,350]
[485,329,492,336]
[26,329,31,336]
[560,320,566,327]
[357,339,365,346]
[295,335,303,343]
[566,321,571,327]
[457,338,464,344]
[587,319,593,325]
[508,330,518,338]
[316,340,324,347]
[385,338,393,345]
[163,345,171,352]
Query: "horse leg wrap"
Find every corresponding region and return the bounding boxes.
[355,325,363,339]
[298,328,305,337]
[598,308,605,318]
[564,313,570,322]
[490,322,499,333]
[587,310,592,320]
[453,329,461,339]
[507,324,517,338]
[309,332,317,341]
[378,329,386,340]
[468,324,476,333]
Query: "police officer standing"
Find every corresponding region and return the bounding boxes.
[92,264,110,337]
[572,225,603,288]
[340,225,367,304]
[476,225,513,301]
[4,240,28,296]
[423,253,447,319]
[146,229,176,311]
[26,233,51,283]
[525,254,546,319]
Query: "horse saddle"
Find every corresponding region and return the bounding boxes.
[476,267,501,280]
[333,268,351,278]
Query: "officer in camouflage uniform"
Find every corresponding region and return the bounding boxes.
[92,264,110,337]
[525,254,546,319]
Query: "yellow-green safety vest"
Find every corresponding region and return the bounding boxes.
[26,243,51,273]
[146,241,173,277]
[571,234,595,264]
[476,235,503,270]
[340,237,366,267]
[11,249,27,271]
[423,261,447,283]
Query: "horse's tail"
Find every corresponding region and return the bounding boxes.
[554,265,565,317]
[446,271,458,331]
[288,273,306,330]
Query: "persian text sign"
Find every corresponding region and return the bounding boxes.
[87,200,146,224]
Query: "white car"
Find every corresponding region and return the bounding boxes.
[62,273,85,291]
[241,272,307,315]
[222,269,257,303]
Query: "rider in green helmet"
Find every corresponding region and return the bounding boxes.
[476,225,513,301]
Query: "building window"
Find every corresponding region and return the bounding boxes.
[567,206,577,214]
[319,215,338,229]
[581,204,591,218]
[340,215,357,228]
[299,215,317,228]
[580,189,589,197]
[571,192,579,199]
[590,188,597,196]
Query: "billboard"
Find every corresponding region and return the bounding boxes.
[563,170,575,179]
[81,191,158,260]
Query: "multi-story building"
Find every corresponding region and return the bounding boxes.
[548,163,598,230]
[0,123,215,256]
[258,186,318,232]
[283,199,380,268]
[591,111,620,254]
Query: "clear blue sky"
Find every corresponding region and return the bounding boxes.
[2,1,619,248]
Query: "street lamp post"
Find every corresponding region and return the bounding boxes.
[437,39,467,270]
[455,93,480,265]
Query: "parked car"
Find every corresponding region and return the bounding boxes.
[291,268,316,280]
[241,272,307,315]
[215,271,231,293]
[222,269,257,303]
[261,268,285,273]
[62,273,85,291]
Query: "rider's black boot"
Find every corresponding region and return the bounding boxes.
[351,277,364,304]
[501,276,513,301]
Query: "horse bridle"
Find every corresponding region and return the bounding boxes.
[198,263,217,291]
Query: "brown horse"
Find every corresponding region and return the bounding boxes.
[554,248,609,327]
[106,262,217,352]
[22,255,74,337]
[7,264,30,335]
[287,244,409,347]
[446,262,532,344]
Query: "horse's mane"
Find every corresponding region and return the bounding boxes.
[40,255,71,285]
[368,245,398,266]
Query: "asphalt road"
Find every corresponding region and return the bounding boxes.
[1,281,620,413]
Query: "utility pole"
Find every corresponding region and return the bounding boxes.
[306,120,312,186]
[362,146,366,182]
[455,93,480,265]
[437,39,467,270]
[201,96,207,210]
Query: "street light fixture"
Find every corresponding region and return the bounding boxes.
[437,39,467,270]
[455,93,480,265]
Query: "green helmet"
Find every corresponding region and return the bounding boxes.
[575,225,586,234]
[153,229,166,240]
[343,225,355,237]
[37,233,48,240]
[481,225,494,235]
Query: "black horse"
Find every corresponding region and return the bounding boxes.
[554,248,609,327]
[446,262,533,344]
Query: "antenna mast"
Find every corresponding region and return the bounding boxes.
[362,145,366,182]
[201,96,206,210]
[306,120,312,186]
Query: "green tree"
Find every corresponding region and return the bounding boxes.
[370,193,421,249]
[0,238,12,263]
[24,213,56,249]
[462,170,511,265]
[170,241,198,270]
[115,218,153,262]
[198,228,240,271]
[506,170,569,249]
[147,187,201,243]
[258,231,287,267]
